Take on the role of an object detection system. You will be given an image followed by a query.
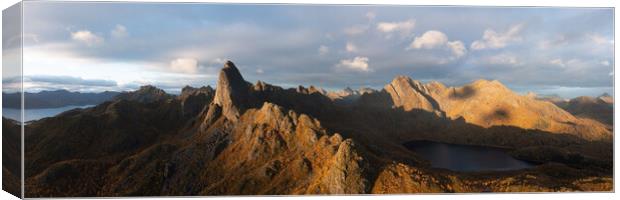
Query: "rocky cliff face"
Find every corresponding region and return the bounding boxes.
[178,86,215,118]
[211,61,253,121]
[384,76,444,117]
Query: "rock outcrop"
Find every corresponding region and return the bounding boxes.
[178,86,215,118]
[211,61,253,121]
[384,76,444,117]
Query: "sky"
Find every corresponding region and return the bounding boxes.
[4,2,614,98]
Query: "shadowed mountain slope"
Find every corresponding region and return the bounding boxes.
[555,95,613,126]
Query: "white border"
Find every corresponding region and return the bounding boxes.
[0,0,617,200]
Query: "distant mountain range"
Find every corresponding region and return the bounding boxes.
[536,93,613,126]
[3,61,612,197]
[2,90,120,109]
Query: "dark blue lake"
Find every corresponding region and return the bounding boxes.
[2,105,94,122]
[404,140,536,172]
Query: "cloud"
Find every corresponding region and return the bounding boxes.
[408,30,466,58]
[366,11,376,21]
[336,56,370,72]
[212,58,228,64]
[344,25,368,36]
[471,24,523,50]
[346,42,358,52]
[20,5,613,98]
[318,45,329,55]
[111,24,128,38]
[447,41,466,58]
[71,30,104,46]
[376,19,415,36]
[483,53,520,65]
[538,35,567,49]
[410,30,448,49]
[170,58,199,74]
[601,60,610,66]
[256,68,265,74]
[23,75,117,87]
[587,33,613,45]
[550,58,565,67]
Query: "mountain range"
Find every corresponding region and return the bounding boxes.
[537,93,613,126]
[3,61,612,197]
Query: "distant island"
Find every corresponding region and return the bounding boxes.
[2,90,119,109]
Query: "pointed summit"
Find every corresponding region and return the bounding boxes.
[384,75,442,115]
[212,60,252,121]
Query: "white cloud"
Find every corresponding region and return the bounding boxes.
[376,19,415,36]
[485,53,520,65]
[256,68,264,74]
[344,25,368,36]
[71,30,104,46]
[346,42,358,52]
[471,24,524,50]
[336,56,370,72]
[410,30,448,49]
[447,41,466,58]
[325,33,334,40]
[111,24,128,38]
[408,30,466,58]
[213,58,228,64]
[549,58,565,67]
[318,45,329,55]
[587,33,613,45]
[601,60,611,66]
[366,12,376,21]
[548,59,598,73]
[170,58,199,74]
[538,35,567,49]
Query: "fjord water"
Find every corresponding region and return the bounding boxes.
[404,140,535,172]
[2,105,94,122]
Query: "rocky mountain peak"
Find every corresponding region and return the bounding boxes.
[358,87,376,95]
[138,85,165,93]
[571,96,596,103]
[114,85,172,103]
[384,75,442,114]
[424,81,447,94]
[308,85,327,95]
[598,93,613,104]
[525,91,537,99]
[181,85,214,96]
[212,61,252,121]
[343,87,355,94]
[469,79,509,91]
